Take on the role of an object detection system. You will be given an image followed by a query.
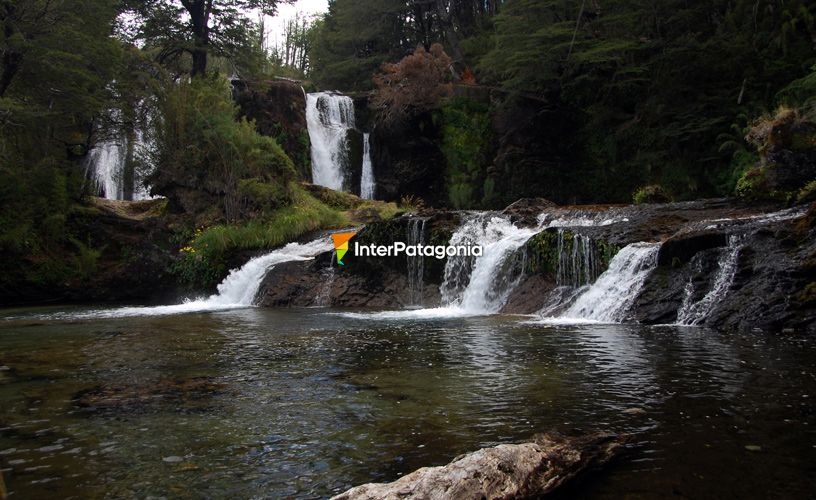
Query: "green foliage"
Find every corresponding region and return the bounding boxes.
[475,0,816,200]
[70,237,105,281]
[734,167,793,202]
[797,180,816,204]
[170,187,348,289]
[151,76,296,220]
[0,0,120,257]
[632,185,673,205]
[440,98,493,208]
[310,0,413,90]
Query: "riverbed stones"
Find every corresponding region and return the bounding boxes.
[331,432,626,500]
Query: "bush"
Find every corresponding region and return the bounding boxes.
[151,76,296,221]
[171,187,348,290]
[372,43,453,127]
[632,185,673,204]
[797,180,816,204]
[439,97,493,209]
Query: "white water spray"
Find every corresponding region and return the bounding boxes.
[50,238,332,319]
[306,92,356,191]
[360,133,375,199]
[541,242,661,323]
[676,235,743,326]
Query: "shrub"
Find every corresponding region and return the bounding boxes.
[797,180,816,204]
[632,185,673,204]
[171,187,348,290]
[151,76,296,221]
[372,43,453,127]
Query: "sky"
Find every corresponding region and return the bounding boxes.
[263,0,329,51]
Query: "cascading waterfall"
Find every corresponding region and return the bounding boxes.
[314,256,337,307]
[556,230,602,287]
[306,92,356,191]
[360,133,375,199]
[441,215,538,314]
[676,235,743,325]
[406,218,427,306]
[550,242,661,323]
[55,238,331,319]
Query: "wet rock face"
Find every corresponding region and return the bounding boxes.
[369,113,448,206]
[256,198,816,332]
[331,432,627,500]
[234,80,310,179]
[257,214,458,308]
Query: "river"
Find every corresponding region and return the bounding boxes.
[1,306,814,498]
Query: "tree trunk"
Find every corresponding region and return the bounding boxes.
[122,125,136,201]
[0,5,21,97]
[184,0,211,77]
[434,0,465,72]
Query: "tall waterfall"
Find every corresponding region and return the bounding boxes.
[306,92,356,191]
[360,133,375,199]
[85,139,127,200]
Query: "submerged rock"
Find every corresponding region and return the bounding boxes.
[331,432,627,500]
[73,377,224,413]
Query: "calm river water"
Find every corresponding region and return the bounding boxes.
[0,307,814,498]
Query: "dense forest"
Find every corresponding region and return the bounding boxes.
[1,0,815,298]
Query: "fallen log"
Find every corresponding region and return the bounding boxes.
[332,432,627,500]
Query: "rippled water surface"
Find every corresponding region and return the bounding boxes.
[1,307,815,498]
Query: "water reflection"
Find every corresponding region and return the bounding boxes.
[0,308,814,498]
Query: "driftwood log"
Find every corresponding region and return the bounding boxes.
[332,432,627,500]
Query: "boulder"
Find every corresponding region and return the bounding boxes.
[502,198,558,226]
[331,432,627,500]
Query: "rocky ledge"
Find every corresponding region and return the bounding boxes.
[257,198,816,333]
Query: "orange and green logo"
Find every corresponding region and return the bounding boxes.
[331,232,357,265]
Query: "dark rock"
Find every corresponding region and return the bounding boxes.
[370,113,448,206]
[657,231,728,267]
[234,79,310,179]
[501,274,556,314]
[331,432,628,500]
[502,198,558,226]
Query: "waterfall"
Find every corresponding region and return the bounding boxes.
[306,92,356,191]
[84,107,156,201]
[314,255,337,307]
[406,218,427,306]
[548,242,661,323]
[441,215,537,314]
[55,238,332,319]
[556,230,603,287]
[360,133,375,199]
[676,235,743,325]
[85,139,127,200]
